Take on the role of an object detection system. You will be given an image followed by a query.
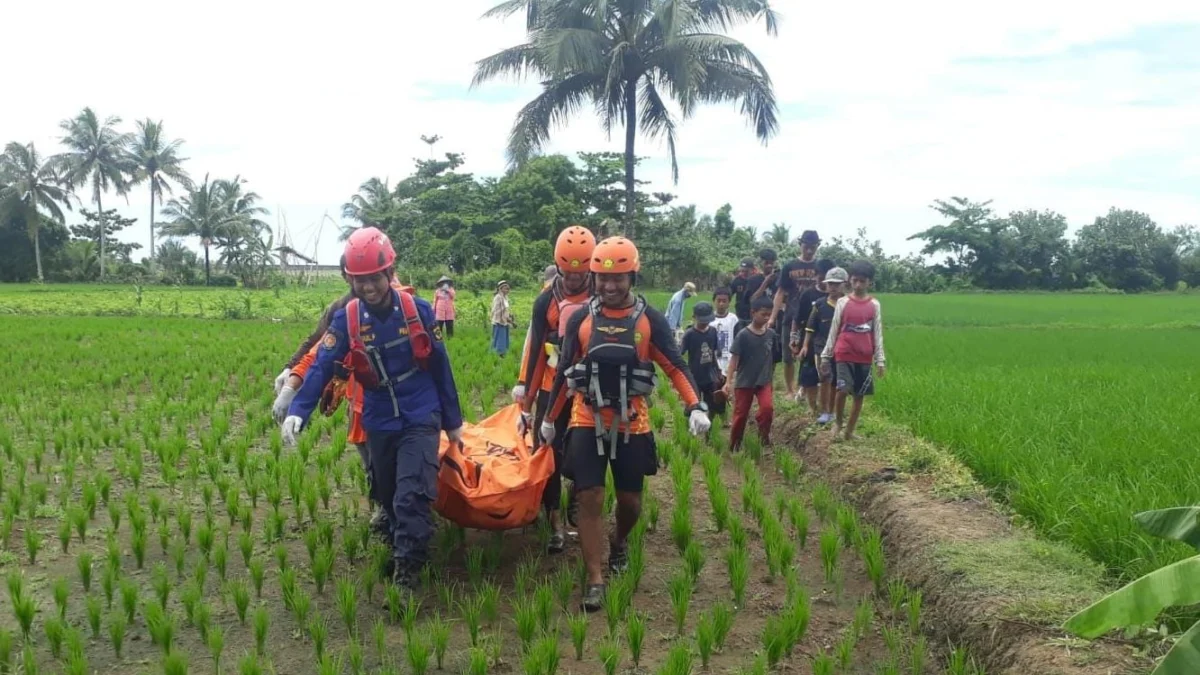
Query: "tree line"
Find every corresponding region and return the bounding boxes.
[0,108,273,286]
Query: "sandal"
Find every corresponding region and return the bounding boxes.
[581,584,606,613]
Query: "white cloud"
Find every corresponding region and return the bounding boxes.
[3,0,1198,265]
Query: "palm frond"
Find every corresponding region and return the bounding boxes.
[694,60,779,142]
[639,78,680,183]
[539,28,610,75]
[692,0,779,36]
[597,41,635,136]
[472,43,546,87]
[481,0,549,30]
[507,73,603,167]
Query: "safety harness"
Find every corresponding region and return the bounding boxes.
[342,290,432,418]
[567,296,657,459]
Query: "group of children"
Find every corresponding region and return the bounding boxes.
[680,231,887,446]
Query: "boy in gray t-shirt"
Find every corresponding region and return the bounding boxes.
[723,296,777,451]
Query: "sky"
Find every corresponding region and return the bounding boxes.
[4,0,1199,265]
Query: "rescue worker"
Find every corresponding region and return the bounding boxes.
[512,225,597,554]
[541,237,712,612]
[281,227,464,588]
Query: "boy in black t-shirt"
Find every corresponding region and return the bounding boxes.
[801,266,847,425]
[771,231,821,397]
[681,302,726,420]
[729,258,755,325]
[794,258,836,414]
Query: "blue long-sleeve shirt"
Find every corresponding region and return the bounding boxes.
[666,289,688,330]
[289,291,463,434]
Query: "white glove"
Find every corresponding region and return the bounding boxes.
[273,368,291,395]
[281,416,303,447]
[539,421,557,446]
[517,412,532,437]
[446,427,464,444]
[511,385,526,404]
[272,385,298,425]
[688,409,712,437]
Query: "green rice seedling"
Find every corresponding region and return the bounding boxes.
[0,629,10,675]
[228,578,250,624]
[888,579,907,618]
[119,578,139,624]
[467,647,489,675]
[312,547,333,594]
[852,597,874,639]
[52,576,69,618]
[212,541,228,581]
[907,589,923,634]
[706,602,734,652]
[249,557,266,598]
[237,530,254,567]
[880,623,902,661]
[195,601,213,642]
[58,517,72,553]
[811,651,835,675]
[726,546,749,606]
[308,613,328,660]
[101,565,116,609]
[64,653,87,675]
[784,590,812,655]
[148,493,163,522]
[19,645,35,675]
[483,531,504,574]
[460,594,484,647]
[537,635,561,675]
[316,654,342,675]
[945,645,981,675]
[598,640,620,675]
[206,625,225,675]
[696,611,715,667]
[152,562,171,607]
[524,643,546,675]
[162,652,188,675]
[671,502,693,554]
[342,529,361,562]
[820,528,841,585]
[401,592,422,637]
[836,506,860,548]
[176,509,192,544]
[274,543,289,573]
[761,615,787,668]
[85,594,103,638]
[910,635,927,674]
[253,606,270,655]
[408,632,431,675]
[835,631,856,671]
[108,501,123,533]
[534,583,555,634]
[550,568,573,613]
[280,567,298,612]
[669,571,692,636]
[709,486,730,533]
[304,528,320,565]
[159,521,170,556]
[811,483,835,522]
[683,539,707,588]
[568,613,588,660]
[862,528,886,594]
[466,547,485,585]
[71,505,88,543]
[238,652,263,675]
[436,580,457,614]
[23,525,41,565]
[372,617,387,663]
[431,613,450,668]
[74,551,94,592]
[515,556,539,599]
[108,611,126,658]
[293,587,312,628]
[197,521,214,558]
[170,538,186,579]
[515,597,538,653]
[5,572,23,608]
[43,616,66,658]
[385,584,403,624]
[337,576,358,636]
[787,498,810,548]
[480,581,501,624]
[661,640,693,675]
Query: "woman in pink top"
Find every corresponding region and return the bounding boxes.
[434,275,457,338]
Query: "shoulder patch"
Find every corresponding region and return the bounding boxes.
[432,324,444,342]
[321,332,338,350]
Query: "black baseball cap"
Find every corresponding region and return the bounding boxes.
[739,257,755,269]
[692,302,715,321]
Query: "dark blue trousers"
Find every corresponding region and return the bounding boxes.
[367,425,440,565]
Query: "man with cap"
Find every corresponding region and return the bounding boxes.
[729,257,756,330]
[680,301,727,421]
[665,281,697,340]
[543,264,559,290]
[771,231,822,398]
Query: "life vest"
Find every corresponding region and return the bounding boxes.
[543,280,590,369]
[341,290,433,417]
[566,296,658,458]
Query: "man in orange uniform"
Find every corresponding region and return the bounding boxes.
[512,226,596,554]
[541,237,712,612]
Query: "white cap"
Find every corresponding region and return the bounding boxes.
[825,267,848,283]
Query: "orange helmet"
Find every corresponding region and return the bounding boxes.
[591,237,640,274]
[555,226,596,272]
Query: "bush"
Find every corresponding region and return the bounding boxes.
[208,274,238,287]
[458,267,535,294]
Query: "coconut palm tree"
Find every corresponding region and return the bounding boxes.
[764,222,789,248]
[474,0,779,236]
[0,142,73,282]
[54,108,134,279]
[341,177,395,229]
[128,119,192,263]
[159,174,227,285]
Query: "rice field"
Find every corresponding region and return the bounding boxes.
[874,294,1200,581]
[0,309,931,674]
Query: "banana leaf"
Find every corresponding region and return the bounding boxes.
[1136,507,1200,551]
[1153,619,1200,675]
[1064,554,1200,638]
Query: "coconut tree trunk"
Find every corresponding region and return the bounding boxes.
[32,220,43,283]
[96,188,106,280]
[623,81,638,239]
[203,244,211,285]
[149,179,156,268]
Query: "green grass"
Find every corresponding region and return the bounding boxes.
[874,295,1200,580]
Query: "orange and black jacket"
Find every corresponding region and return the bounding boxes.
[545,301,701,435]
[517,283,592,405]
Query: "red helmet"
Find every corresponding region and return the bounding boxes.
[342,227,396,276]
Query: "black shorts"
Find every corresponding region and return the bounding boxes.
[799,354,820,388]
[835,362,875,397]
[701,382,727,418]
[562,428,657,493]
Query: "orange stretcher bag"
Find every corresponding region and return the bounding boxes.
[435,404,555,530]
